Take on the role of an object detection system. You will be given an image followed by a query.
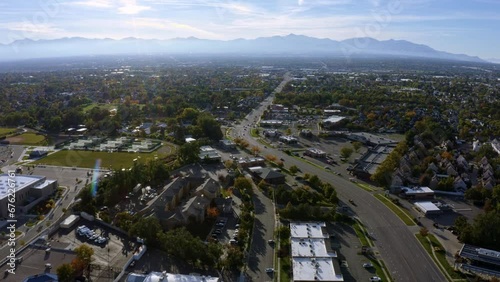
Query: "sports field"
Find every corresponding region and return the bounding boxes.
[7,133,47,145]
[33,144,176,169]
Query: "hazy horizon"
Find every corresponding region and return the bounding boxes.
[0,0,499,59]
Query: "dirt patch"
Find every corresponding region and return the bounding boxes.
[6,136,23,143]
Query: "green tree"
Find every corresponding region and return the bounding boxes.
[235,177,253,194]
[340,146,354,159]
[223,247,244,270]
[289,165,299,174]
[129,217,162,247]
[352,141,362,152]
[56,263,74,282]
[178,141,200,164]
[196,113,223,141]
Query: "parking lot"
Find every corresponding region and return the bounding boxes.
[53,219,135,269]
[328,223,378,282]
[0,244,76,282]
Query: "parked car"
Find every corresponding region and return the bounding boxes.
[369,276,381,282]
[265,268,274,273]
[363,262,374,268]
[268,239,275,244]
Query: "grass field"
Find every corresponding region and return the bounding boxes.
[7,132,47,145]
[374,193,416,226]
[415,234,467,280]
[33,144,176,169]
[82,103,118,113]
[0,128,17,136]
[356,183,375,192]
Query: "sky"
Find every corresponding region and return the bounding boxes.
[0,0,499,59]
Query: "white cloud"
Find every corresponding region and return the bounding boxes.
[71,0,114,8]
[69,0,152,15]
[3,22,63,35]
[118,5,151,14]
[128,17,222,38]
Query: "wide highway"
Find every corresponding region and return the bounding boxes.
[232,72,446,282]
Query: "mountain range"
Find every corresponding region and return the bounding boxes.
[0,34,487,63]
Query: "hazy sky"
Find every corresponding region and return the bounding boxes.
[1,0,499,58]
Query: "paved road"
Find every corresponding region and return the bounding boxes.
[246,180,275,282]
[231,72,446,282]
[235,73,291,281]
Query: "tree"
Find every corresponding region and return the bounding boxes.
[235,177,253,194]
[206,206,220,218]
[129,217,162,247]
[57,263,74,282]
[224,159,234,169]
[419,227,429,237]
[250,145,261,156]
[196,113,223,141]
[340,146,354,159]
[265,154,277,162]
[223,247,244,270]
[73,244,94,277]
[352,141,362,152]
[178,141,200,164]
[289,165,299,174]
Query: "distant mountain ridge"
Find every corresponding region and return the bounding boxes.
[0,34,487,63]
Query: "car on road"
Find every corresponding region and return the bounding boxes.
[349,199,355,205]
[268,239,275,244]
[363,262,374,268]
[265,268,274,273]
[340,260,348,267]
[369,276,381,281]
[280,158,285,161]
[324,166,331,170]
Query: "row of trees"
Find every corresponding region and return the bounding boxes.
[75,158,169,214]
[455,185,500,251]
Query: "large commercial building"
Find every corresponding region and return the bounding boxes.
[290,222,343,282]
[127,271,219,282]
[459,244,500,278]
[0,174,57,218]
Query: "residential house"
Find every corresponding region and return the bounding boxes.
[252,168,286,185]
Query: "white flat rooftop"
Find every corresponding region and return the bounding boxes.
[323,115,345,124]
[291,238,337,258]
[290,222,327,239]
[128,271,219,282]
[292,257,343,281]
[0,174,44,199]
[404,186,434,194]
[415,201,441,212]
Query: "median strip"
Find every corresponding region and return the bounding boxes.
[374,194,416,226]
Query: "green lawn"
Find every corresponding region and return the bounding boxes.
[279,257,291,282]
[33,146,174,169]
[0,128,17,136]
[356,183,375,192]
[8,133,47,145]
[415,234,467,280]
[82,103,118,113]
[250,128,259,137]
[374,194,416,226]
[352,221,370,247]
